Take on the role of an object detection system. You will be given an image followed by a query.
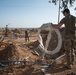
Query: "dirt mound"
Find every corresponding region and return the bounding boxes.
[0,44,19,60]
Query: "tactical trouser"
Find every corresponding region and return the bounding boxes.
[64,37,75,66]
[25,36,29,42]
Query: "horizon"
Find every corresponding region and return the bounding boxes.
[0,0,76,28]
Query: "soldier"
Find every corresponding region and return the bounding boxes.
[5,25,8,37]
[25,30,29,42]
[51,9,76,69]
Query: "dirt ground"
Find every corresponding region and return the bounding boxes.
[0,28,76,75]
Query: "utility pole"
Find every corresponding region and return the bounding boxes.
[58,0,61,23]
[49,0,61,23]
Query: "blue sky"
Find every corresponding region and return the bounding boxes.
[0,0,76,28]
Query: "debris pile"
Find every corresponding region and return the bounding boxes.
[27,28,65,59]
[0,44,19,60]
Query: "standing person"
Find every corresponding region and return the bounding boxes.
[25,30,29,42]
[51,9,76,69]
[5,25,8,37]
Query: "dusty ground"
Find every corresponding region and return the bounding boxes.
[0,28,76,75]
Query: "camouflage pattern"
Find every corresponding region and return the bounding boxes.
[64,36,75,65]
[60,15,75,37]
[60,15,76,66]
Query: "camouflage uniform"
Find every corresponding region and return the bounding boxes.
[60,15,76,66]
[5,25,8,37]
[25,30,29,42]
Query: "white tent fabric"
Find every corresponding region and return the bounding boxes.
[37,23,62,55]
